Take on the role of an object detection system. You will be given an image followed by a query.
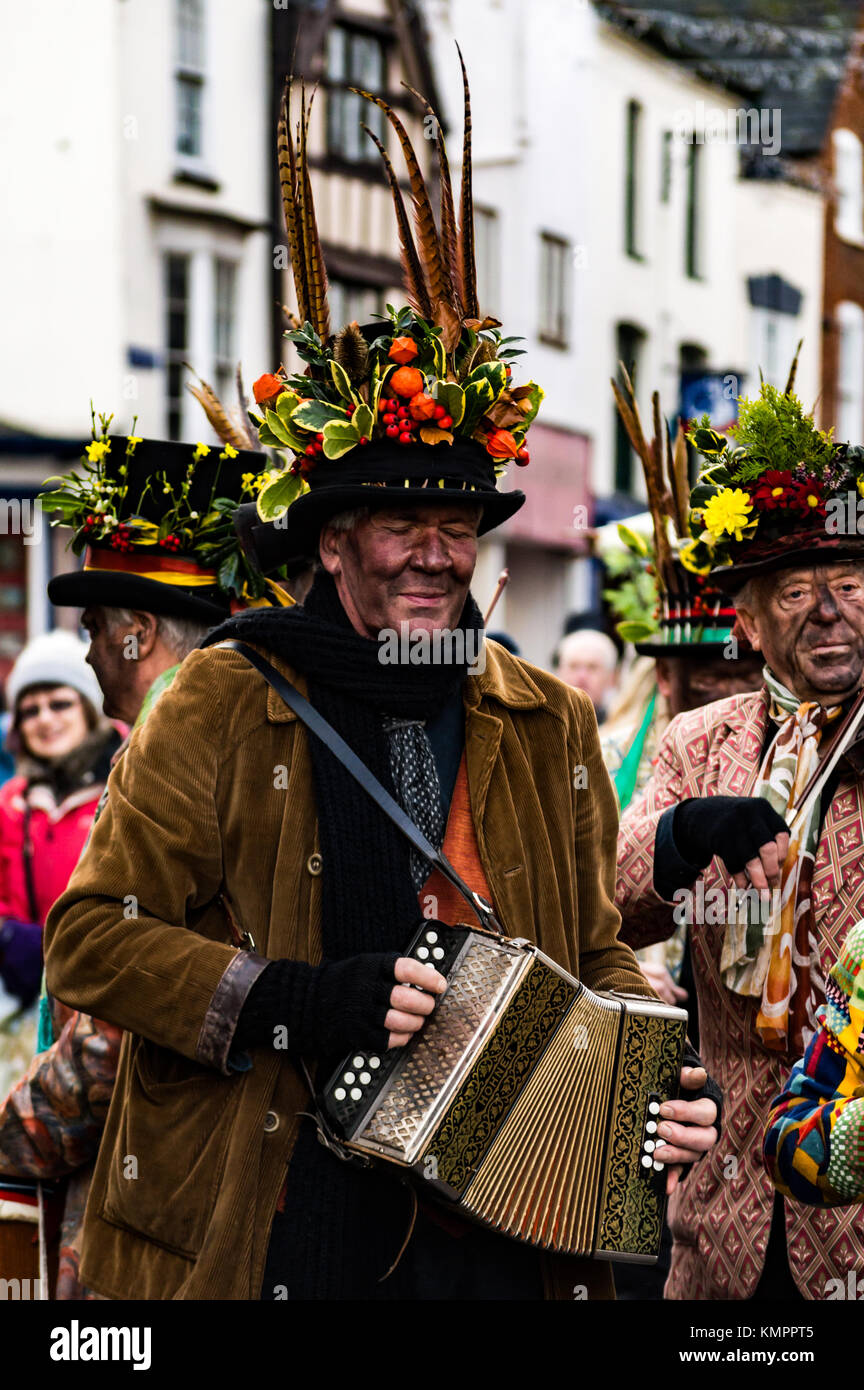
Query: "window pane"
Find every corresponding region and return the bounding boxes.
[177,76,202,157]
[214,259,237,362]
[351,33,384,88]
[164,254,190,441]
[327,26,347,82]
[177,0,203,69]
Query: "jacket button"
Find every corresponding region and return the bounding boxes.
[307,852,323,876]
[263,1111,280,1133]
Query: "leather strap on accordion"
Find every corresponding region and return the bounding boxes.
[218,640,500,932]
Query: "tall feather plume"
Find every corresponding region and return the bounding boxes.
[297,83,330,341]
[235,365,258,449]
[400,81,462,318]
[351,85,452,313]
[611,365,675,591]
[185,369,252,452]
[455,43,478,320]
[278,82,309,326]
[361,124,432,318]
[784,337,804,396]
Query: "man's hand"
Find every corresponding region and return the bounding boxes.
[674,796,790,894]
[653,1065,718,1195]
[639,959,688,1008]
[386,957,447,1048]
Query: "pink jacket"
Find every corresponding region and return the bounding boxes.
[617,688,864,1301]
[0,775,104,925]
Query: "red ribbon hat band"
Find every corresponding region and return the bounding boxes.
[82,545,219,588]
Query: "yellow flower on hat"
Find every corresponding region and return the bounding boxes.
[220,445,239,460]
[702,487,753,541]
[86,440,111,464]
[193,442,211,461]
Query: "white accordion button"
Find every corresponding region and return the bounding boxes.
[641,1155,653,1169]
[334,1088,346,1101]
[352,1055,364,1068]
[653,1160,664,1171]
[369,1056,381,1069]
[646,1120,657,1134]
[644,1140,655,1153]
[344,1072,355,1084]
[426,931,438,943]
[360,1072,371,1084]
[649,1101,661,1115]
[350,1088,362,1101]
[432,947,445,960]
[417,946,429,960]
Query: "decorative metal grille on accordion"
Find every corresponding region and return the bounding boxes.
[322,922,688,1262]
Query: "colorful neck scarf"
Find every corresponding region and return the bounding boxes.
[720,668,843,1053]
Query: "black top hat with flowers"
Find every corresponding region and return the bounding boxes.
[248,53,543,556]
[682,368,864,592]
[42,412,288,622]
[608,367,744,659]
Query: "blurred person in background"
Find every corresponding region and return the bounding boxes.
[553,627,619,722]
[0,630,122,1097]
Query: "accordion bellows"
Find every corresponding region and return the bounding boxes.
[323,926,687,1262]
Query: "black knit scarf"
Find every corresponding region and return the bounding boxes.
[203,569,483,962]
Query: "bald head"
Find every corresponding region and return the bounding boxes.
[556,629,619,713]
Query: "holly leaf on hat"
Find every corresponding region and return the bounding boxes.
[330,360,361,405]
[293,400,350,433]
[264,409,305,451]
[352,403,374,439]
[322,420,361,459]
[218,552,241,594]
[432,381,465,428]
[510,382,543,430]
[257,470,309,521]
[616,620,659,643]
[616,523,649,558]
[464,360,508,400]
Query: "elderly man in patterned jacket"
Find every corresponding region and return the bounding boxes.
[616,387,864,1300]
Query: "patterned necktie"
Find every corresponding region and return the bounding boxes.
[383,717,446,893]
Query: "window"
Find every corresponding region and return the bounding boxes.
[837,301,864,442]
[327,279,384,330]
[326,25,386,162]
[175,0,205,160]
[624,100,643,257]
[660,130,673,205]
[474,206,500,314]
[164,253,190,440]
[833,128,864,242]
[614,323,646,494]
[684,141,702,278]
[539,233,571,347]
[213,259,237,404]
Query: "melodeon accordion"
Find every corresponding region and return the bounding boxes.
[322,921,688,1263]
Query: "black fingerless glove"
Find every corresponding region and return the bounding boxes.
[232,951,400,1058]
[673,796,789,875]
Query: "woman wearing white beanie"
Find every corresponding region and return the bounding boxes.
[0,630,123,1096]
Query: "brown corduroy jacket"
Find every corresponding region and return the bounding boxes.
[44,639,652,1301]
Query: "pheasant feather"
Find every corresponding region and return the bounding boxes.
[455,43,479,319]
[361,124,432,318]
[277,85,309,326]
[400,81,462,317]
[298,84,330,341]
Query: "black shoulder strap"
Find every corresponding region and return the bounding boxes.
[218,639,502,934]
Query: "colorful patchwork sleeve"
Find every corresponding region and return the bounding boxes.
[764,920,864,1206]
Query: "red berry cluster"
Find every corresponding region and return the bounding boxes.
[378,397,452,445]
[109,525,133,552]
[82,512,107,533]
[161,533,182,553]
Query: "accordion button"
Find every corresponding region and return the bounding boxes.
[344,1072,355,1084]
[641,1156,653,1169]
[334,1088,346,1101]
[352,1056,364,1068]
[648,1102,660,1115]
[644,1140,655,1153]
[369,1056,381,1068]
[350,1088,362,1101]
[426,931,438,943]
[417,947,430,959]
[360,1071,371,1084]
[653,1161,664,1171]
[432,947,445,960]
[646,1121,657,1134]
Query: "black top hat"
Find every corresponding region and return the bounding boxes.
[43,435,285,622]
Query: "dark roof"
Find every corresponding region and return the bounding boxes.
[595,0,864,157]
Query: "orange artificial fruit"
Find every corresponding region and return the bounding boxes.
[390,366,424,398]
[486,428,520,459]
[253,372,284,406]
[389,336,419,365]
[408,391,437,421]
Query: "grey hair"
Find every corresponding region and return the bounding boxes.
[102,606,210,660]
[736,558,864,615]
[324,507,373,536]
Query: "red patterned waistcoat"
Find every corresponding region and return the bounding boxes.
[616,687,864,1300]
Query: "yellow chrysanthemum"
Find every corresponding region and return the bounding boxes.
[86,440,111,464]
[702,488,753,541]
